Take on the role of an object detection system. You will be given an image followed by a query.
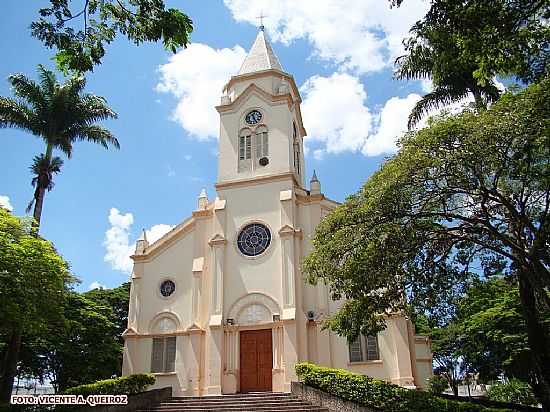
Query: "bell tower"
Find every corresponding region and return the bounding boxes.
[216,28,306,187]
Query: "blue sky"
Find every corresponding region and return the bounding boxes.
[1,0,430,291]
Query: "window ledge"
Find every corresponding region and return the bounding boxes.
[348,360,383,366]
[152,372,177,376]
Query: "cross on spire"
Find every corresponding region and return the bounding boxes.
[256,12,267,31]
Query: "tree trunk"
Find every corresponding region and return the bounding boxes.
[31,144,53,233]
[518,274,550,411]
[0,327,22,403]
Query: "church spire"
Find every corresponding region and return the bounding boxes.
[238,28,283,75]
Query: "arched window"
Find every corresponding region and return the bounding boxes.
[255,125,268,159]
[239,128,252,160]
[150,316,177,373]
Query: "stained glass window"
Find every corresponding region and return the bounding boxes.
[237,223,271,257]
[160,280,175,297]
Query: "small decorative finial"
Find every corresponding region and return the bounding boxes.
[139,228,148,242]
[198,188,208,210]
[135,228,149,254]
[311,169,319,182]
[256,12,267,31]
[310,170,321,195]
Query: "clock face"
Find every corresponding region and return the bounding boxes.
[245,110,262,125]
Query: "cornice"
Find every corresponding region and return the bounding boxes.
[216,83,294,113]
[222,69,302,103]
[131,217,196,262]
[215,171,301,190]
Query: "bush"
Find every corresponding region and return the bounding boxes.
[295,362,513,412]
[427,375,449,395]
[487,379,538,407]
[64,374,155,397]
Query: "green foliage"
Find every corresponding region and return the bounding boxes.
[0,208,73,334]
[395,0,549,127]
[295,363,511,412]
[30,0,193,73]
[84,282,130,345]
[456,279,534,384]
[487,380,538,407]
[0,208,74,401]
[303,79,550,405]
[64,374,155,397]
[427,375,449,395]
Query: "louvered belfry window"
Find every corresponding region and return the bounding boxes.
[255,126,268,158]
[151,336,176,373]
[349,335,380,362]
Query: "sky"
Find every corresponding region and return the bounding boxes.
[0,0,433,292]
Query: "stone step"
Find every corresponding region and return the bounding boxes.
[136,392,327,412]
[154,403,312,409]
[168,393,293,401]
[138,409,328,412]
[157,401,310,407]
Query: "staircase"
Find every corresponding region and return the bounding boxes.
[137,392,329,411]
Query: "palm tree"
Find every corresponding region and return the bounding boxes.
[395,19,502,129]
[0,65,118,230]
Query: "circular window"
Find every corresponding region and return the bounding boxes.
[160,280,175,297]
[237,223,271,257]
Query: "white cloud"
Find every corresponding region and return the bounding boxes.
[0,195,13,212]
[363,93,421,156]
[103,208,174,274]
[156,43,247,140]
[146,224,175,244]
[224,0,428,74]
[88,281,106,290]
[301,73,372,155]
[104,208,135,274]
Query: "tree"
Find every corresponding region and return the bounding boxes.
[31,0,193,73]
[456,278,534,385]
[84,282,130,345]
[11,283,131,393]
[303,80,550,407]
[0,65,118,231]
[394,0,549,127]
[0,208,73,403]
[50,293,123,391]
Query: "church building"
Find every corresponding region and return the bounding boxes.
[122,27,432,396]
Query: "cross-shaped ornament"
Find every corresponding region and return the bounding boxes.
[256,12,267,31]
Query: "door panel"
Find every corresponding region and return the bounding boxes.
[239,329,272,392]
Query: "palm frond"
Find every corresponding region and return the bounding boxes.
[408,86,470,129]
[36,65,58,97]
[69,125,120,150]
[7,73,46,111]
[75,94,118,124]
[0,97,40,133]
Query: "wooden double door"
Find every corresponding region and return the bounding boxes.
[239,329,273,392]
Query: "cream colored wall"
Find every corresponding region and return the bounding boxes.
[218,179,295,316]
[137,233,195,332]
[218,94,294,183]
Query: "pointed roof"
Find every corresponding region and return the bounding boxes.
[238,29,283,75]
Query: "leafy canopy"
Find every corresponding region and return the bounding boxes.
[31,0,194,73]
[394,0,549,127]
[303,78,550,339]
[0,208,74,336]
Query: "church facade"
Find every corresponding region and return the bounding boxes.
[122,29,432,396]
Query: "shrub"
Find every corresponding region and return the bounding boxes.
[427,374,449,395]
[487,379,538,407]
[64,374,155,397]
[295,362,513,412]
